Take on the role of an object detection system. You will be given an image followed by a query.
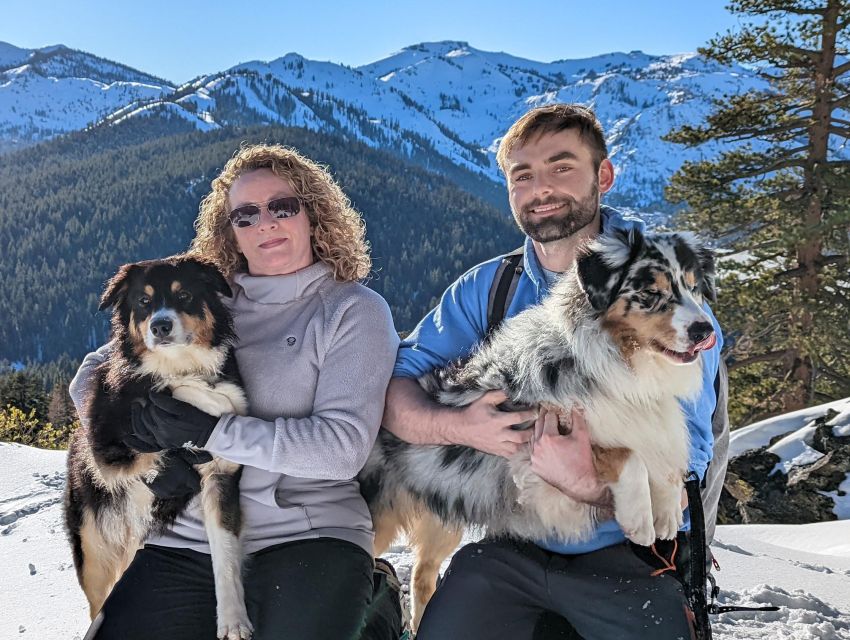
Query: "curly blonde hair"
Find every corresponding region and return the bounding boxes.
[190,144,371,282]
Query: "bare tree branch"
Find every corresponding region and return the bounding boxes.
[728,350,787,371]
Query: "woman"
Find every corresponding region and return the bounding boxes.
[69,144,402,640]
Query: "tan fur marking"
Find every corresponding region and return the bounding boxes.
[601,299,642,361]
[640,311,678,350]
[409,512,463,631]
[144,285,154,297]
[128,311,149,358]
[79,515,137,619]
[683,271,697,289]
[653,271,672,292]
[592,446,631,483]
[602,296,680,362]
[171,281,182,293]
[182,305,215,347]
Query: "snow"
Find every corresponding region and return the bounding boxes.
[729,397,850,458]
[0,41,32,70]
[2,438,849,639]
[9,39,843,208]
[0,45,171,150]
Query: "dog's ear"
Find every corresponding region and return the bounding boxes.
[99,264,141,311]
[697,246,716,302]
[577,250,617,311]
[576,229,642,311]
[186,257,233,298]
[673,234,716,303]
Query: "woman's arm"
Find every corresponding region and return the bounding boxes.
[205,291,399,480]
[68,343,112,424]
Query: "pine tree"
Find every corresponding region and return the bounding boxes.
[48,378,77,427]
[0,371,49,421]
[666,0,850,423]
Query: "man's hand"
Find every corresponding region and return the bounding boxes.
[530,406,611,507]
[449,390,537,458]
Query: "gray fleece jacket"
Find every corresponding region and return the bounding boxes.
[70,261,399,555]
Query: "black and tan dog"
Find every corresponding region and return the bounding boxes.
[64,255,252,640]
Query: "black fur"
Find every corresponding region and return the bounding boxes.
[64,255,246,618]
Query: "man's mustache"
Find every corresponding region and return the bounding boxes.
[522,196,577,215]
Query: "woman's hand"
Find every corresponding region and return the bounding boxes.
[145,449,213,499]
[530,406,611,507]
[125,391,219,452]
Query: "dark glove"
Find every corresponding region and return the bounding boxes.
[144,449,213,500]
[125,390,219,452]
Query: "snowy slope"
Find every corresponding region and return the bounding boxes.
[3,401,850,639]
[0,43,172,152]
[0,39,786,208]
[105,41,770,208]
[3,40,848,207]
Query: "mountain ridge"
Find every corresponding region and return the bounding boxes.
[0,39,783,208]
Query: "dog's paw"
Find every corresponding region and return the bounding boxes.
[618,509,656,547]
[653,508,682,541]
[217,619,253,640]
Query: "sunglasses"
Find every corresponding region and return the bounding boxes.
[228,196,302,228]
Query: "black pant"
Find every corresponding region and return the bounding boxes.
[417,537,694,640]
[85,538,401,640]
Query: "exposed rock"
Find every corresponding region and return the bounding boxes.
[718,412,850,524]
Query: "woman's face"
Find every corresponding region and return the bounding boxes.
[229,168,314,277]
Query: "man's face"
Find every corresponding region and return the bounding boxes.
[505,128,613,243]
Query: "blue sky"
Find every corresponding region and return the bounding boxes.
[1,0,744,83]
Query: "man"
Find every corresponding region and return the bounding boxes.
[383,104,727,639]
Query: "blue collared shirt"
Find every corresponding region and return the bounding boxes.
[394,205,724,554]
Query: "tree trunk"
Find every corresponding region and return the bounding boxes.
[786,0,840,411]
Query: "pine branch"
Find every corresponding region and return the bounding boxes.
[828,125,850,138]
[774,254,848,281]
[816,366,850,386]
[729,155,808,180]
[728,350,787,371]
[730,0,827,17]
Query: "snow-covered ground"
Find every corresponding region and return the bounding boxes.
[1,439,848,639]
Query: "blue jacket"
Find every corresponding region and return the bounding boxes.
[393,205,724,554]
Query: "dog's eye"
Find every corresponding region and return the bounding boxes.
[177,290,192,303]
[137,295,151,307]
[638,291,662,307]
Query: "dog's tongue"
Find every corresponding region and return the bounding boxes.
[689,333,717,355]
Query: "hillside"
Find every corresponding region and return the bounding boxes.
[0,43,172,153]
[0,119,519,364]
[0,39,807,209]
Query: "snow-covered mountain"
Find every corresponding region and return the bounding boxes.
[0,43,172,152]
[3,398,850,638]
[0,39,816,207]
[91,41,767,208]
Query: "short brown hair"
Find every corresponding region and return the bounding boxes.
[496,104,608,175]
[190,144,370,282]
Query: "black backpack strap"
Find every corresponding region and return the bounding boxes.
[685,475,713,640]
[486,247,524,339]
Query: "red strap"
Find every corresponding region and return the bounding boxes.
[649,538,679,577]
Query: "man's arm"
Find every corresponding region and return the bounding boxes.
[383,379,535,458]
[385,263,535,457]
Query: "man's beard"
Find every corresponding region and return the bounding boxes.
[516,183,599,243]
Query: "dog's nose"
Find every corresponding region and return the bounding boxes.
[150,318,173,338]
[688,321,714,345]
